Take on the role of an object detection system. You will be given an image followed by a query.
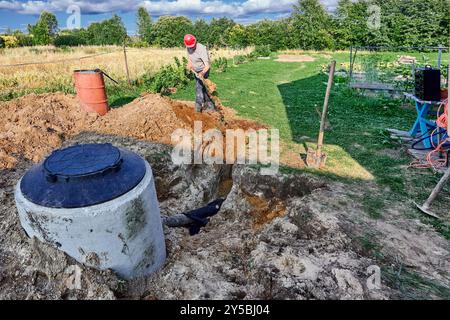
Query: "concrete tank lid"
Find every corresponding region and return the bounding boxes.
[20,143,146,209]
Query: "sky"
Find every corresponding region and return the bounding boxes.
[0,0,339,35]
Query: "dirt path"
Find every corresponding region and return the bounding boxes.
[275,55,316,63]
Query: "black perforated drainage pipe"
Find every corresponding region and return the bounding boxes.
[162,198,225,235]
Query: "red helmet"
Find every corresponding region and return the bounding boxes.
[184,34,197,48]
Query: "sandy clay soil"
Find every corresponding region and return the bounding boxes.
[0,93,449,299]
[0,92,264,170]
[275,55,316,63]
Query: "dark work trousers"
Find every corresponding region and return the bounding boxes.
[195,71,215,112]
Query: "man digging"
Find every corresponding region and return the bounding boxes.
[184,34,216,112]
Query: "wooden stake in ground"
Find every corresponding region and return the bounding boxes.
[123,42,131,87]
[306,60,336,168]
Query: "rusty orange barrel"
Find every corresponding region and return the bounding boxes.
[74,69,109,116]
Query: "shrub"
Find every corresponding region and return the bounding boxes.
[128,38,150,48]
[142,57,192,94]
[54,34,86,47]
[251,45,272,58]
[0,37,4,49]
[233,55,247,65]
[16,34,34,47]
[212,57,228,73]
[0,36,19,48]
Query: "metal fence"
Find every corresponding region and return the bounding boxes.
[349,46,449,92]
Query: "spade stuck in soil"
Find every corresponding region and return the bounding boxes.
[306,60,336,169]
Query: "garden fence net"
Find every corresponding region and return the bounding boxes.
[349,46,449,93]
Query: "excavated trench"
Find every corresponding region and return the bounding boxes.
[1,131,391,300]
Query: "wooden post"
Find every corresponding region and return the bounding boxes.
[349,46,353,79]
[123,41,131,87]
[316,60,336,157]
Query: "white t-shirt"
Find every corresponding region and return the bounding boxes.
[187,43,210,72]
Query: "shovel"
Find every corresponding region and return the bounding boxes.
[306,60,336,169]
[414,164,450,219]
[194,72,220,111]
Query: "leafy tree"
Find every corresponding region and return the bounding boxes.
[87,15,127,45]
[291,0,334,49]
[332,0,449,49]
[137,7,153,44]
[333,0,371,49]
[193,19,210,44]
[28,11,58,45]
[381,0,449,47]
[36,11,58,36]
[13,0,450,50]
[54,29,89,47]
[246,19,289,50]
[151,16,194,47]
[226,24,249,48]
[207,17,236,47]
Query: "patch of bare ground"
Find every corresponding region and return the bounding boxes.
[275,55,316,63]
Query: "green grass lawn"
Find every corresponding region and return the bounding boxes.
[171,52,449,240]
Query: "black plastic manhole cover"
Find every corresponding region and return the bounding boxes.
[20,143,146,208]
[44,143,121,179]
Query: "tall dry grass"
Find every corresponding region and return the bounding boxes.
[0,45,252,96]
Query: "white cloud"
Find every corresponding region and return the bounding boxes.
[0,0,339,17]
[141,0,304,16]
[0,0,23,11]
[0,0,142,14]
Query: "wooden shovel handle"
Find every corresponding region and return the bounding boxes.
[316,60,336,155]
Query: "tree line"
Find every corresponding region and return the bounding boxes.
[1,0,448,50]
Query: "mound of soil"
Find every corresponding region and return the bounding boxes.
[0,92,264,169]
[0,94,91,168]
